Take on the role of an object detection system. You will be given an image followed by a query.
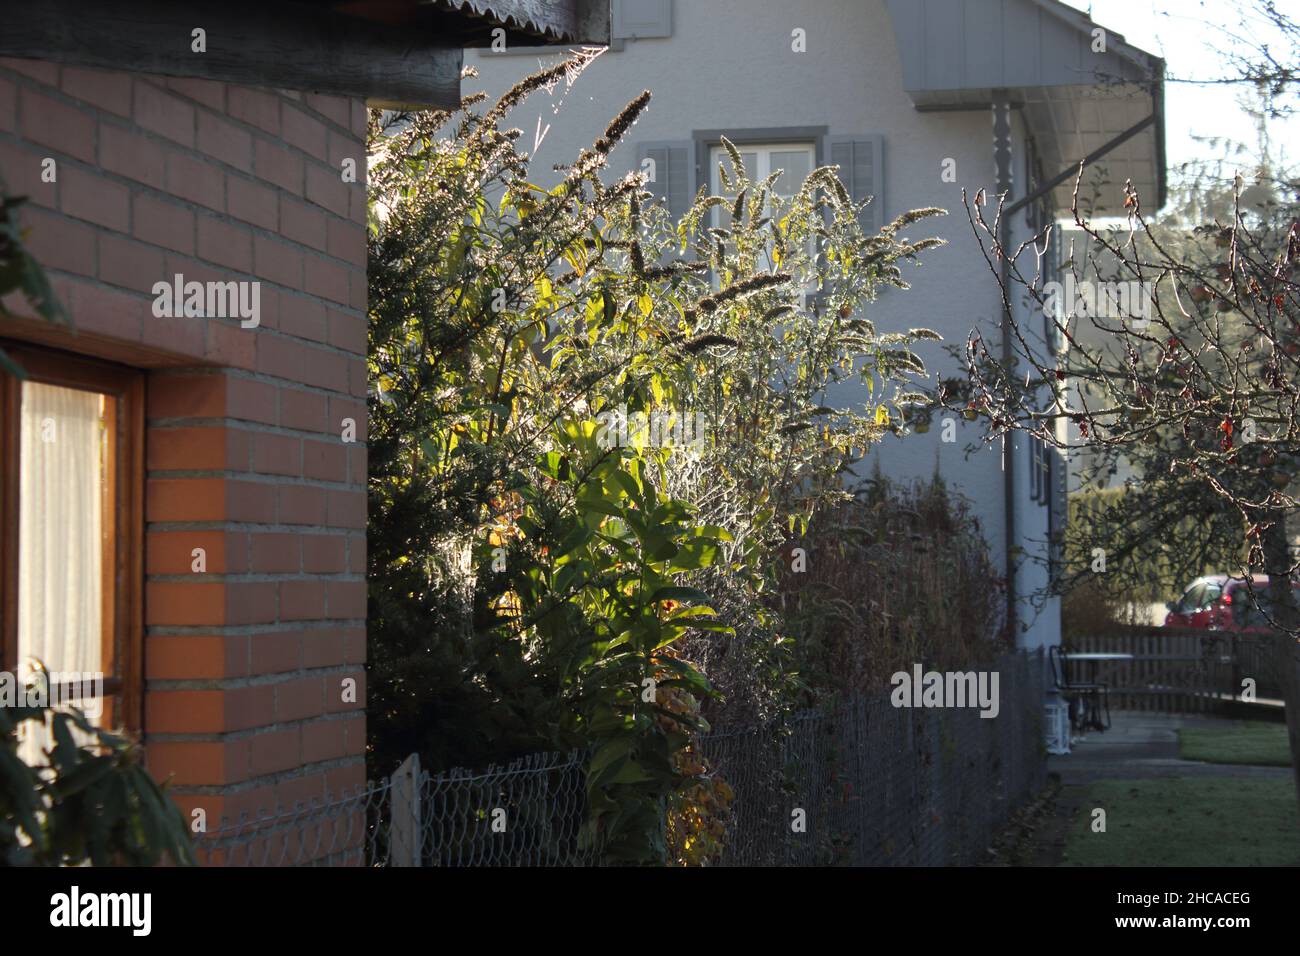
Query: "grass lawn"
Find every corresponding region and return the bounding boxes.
[1178,721,1293,767]
[1062,777,1300,866]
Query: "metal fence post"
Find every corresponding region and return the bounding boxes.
[391,752,422,867]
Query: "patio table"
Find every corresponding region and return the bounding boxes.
[1062,651,1134,682]
[1061,652,1134,732]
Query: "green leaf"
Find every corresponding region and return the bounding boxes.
[589,736,636,780]
[682,621,735,635]
[649,585,713,605]
[666,538,721,571]
[575,493,625,520]
[682,524,734,541]
[609,761,653,784]
[610,469,642,501]
[47,754,116,799]
[538,451,567,479]
[639,529,679,562]
[667,605,718,620]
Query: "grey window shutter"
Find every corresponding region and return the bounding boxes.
[1047,222,1064,351]
[1029,438,1041,504]
[825,135,885,234]
[638,140,696,223]
[613,0,673,40]
[1047,446,1068,579]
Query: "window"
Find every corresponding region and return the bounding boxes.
[1029,436,1051,506]
[1176,583,1207,613]
[1,343,144,747]
[1233,585,1300,627]
[709,142,815,294]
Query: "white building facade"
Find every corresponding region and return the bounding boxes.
[468,0,1167,655]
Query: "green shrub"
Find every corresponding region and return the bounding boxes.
[0,183,71,374]
[2,701,194,867]
[779,469,1009,700]
[365,56,945,860]
[1064,484,1246,617]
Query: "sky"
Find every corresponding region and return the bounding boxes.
[1068,0,1300,177]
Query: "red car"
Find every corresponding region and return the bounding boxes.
[1164,574,1300,632]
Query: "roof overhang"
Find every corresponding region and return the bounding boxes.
[329,0,610,46]
[884,0,1166,214]
[421,0,611,45]
[0,0,611,110]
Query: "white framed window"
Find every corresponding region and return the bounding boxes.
[1029,435,1051,506]
[709,142,816,297]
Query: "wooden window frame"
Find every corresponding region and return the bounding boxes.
[0,341,144,734]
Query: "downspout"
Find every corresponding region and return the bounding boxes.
[992,91,1017,643]
[991,72,1165,645]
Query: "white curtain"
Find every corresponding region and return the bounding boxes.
[16,381,105,766]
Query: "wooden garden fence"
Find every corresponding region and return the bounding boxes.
[1069,626,1291,713]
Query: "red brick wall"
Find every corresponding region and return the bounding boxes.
[0,57,367,828]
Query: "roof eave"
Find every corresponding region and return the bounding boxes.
[883,0,1168,214]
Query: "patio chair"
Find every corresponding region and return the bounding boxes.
[1048,644,1111,732]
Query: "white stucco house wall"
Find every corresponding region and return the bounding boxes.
[465,0,1167,657]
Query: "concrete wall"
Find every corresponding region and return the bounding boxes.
[0,56,368,826]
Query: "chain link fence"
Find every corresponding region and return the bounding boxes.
[196,650,1045,866]
[194,781,387,866]
[697,648,1046,865]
